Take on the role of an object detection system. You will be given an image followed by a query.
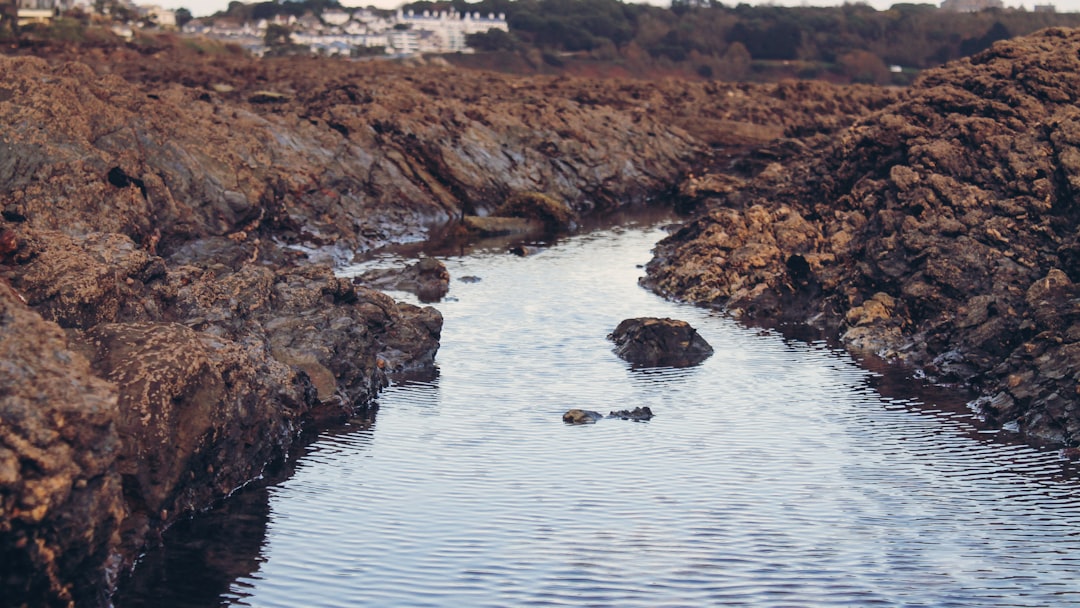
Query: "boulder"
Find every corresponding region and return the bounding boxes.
[0,282,124,608]
[609,317,713,368]
[353,257,450,303]
[608,406,654,421]
[563,409,604,424]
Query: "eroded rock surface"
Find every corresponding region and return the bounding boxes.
[0,35,897,607]
[646,28,1080,445]
[0,281,123,608]
[609,317,714,368]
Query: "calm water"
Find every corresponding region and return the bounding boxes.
[117,217,1080,607]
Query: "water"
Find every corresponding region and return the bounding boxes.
[117,216,1080,607]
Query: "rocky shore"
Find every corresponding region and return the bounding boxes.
[0,37,899,606]
[18,25,1079,604]
[645,28,1080,447]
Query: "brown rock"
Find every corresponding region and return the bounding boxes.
[646,28,1080,445]
[0,281,124,607]
[609,317,713,368]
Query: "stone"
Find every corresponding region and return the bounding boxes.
[608,406,654,421]
[353,257,450,303]
[609,317,713,368]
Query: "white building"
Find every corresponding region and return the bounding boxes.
[321,9,350,26]
[387,28,418,55]
[395,9,508,53]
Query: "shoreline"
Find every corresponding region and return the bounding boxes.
[4,29,1078,606]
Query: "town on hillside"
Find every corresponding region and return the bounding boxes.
[8,0,510,56]
[1,0,1070,67]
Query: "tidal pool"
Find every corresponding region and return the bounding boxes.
[116,213,1080,608]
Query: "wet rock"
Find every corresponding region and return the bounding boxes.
[563,409,604,424]
[609,317,713,368]
[492,192,577,231]
[353,257,450,303]
[0,281,124,608]
[562,407,654,423]
[645,28,1080,445]
[462,216,545,237]
[608,406,654,421]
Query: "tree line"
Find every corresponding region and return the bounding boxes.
[442,0,1080,81]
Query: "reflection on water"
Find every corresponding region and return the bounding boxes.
[117,214,1080,608]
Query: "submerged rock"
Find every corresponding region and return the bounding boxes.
[562,407,655,424]
[563,409,604,424]
[608,406,655,421]
[609,317,713,368]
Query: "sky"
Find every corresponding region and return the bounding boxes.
[155,0,1076,20]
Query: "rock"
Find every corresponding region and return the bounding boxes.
[492,192,576,231]
[608,406,654,421]
[353,257,450,303]
[0,34,898,607]
[562,409,604,424]
[562,407,655,423]
[462,216,545,237]
[0,281,124,608]
[645,28,1080,446]
[609,317,713,368]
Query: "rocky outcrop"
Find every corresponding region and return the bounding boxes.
[608,317,714,368]
[353,257,451,303]
[645,28,1080,446]
[0,35,898,606]
[0,281,123,608]
[1,223,441,606]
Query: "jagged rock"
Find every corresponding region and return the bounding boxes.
[0,281,124,608]
[609,317,713,368]
[0,33,898,607]
[646,28,1080,446]
[353,257,451,303]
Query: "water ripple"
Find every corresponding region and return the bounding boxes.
[123,221,1080,608]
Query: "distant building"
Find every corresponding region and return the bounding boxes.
[141,5,177,28]
[395,9,509,54]
[940,0,1004,11]
[1033,3,1056,11]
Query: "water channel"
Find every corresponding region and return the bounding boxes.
[117,211,1080,607]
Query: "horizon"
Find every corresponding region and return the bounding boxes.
[151,0,1075,19]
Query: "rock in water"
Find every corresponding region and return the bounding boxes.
[608,317,713,368]
[563,409,604,424]
[608,406,654,421]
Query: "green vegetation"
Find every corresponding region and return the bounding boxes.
[401,0,1080,81]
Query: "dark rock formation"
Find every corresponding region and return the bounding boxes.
[1,223,441,605]
[563,409,605,424]
[609,317,714,368]
[645,28,1080,446]
[608,406,655,421]
[562,407,655,423]
[0,35,897,606]
[353,257,451,303]
[0,281,123,608]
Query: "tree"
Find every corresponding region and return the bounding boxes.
[265,22,292,46]
[838,49,889,84]
[175,7,193,27]
[466,28,518,51]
